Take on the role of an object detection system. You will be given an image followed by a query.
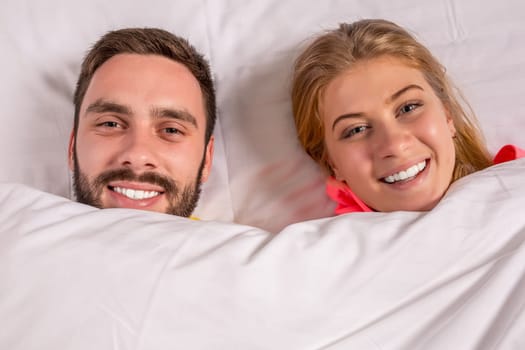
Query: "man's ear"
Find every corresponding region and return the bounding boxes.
[68,130,75,171]
[200,135,214,183]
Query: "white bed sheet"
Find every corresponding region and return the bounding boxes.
[1,1,525,348]
[1,159,524,349]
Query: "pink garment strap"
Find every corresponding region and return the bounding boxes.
[326,176,372,214]
[493,144,525,164]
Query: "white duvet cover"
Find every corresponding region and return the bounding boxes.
[1,158,524,349]
[1,1,525,348]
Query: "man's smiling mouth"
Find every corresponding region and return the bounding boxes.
[108,186,162,200]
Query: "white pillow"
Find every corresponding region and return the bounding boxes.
[1,0,524,232]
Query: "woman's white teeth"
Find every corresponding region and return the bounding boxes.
[384,161,426,184]
[113,187,160,200]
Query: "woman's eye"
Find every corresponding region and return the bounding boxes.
[342,125,368,139]
[398,103,421,115]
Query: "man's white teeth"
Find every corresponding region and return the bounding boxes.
[113,187,160,200]
[384,161,426,184]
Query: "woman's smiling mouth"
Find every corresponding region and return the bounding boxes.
[382,160,427,184]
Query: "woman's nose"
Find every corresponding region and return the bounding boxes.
[372,123,414,159]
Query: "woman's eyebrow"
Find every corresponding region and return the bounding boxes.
[332,112,363,131]
[331,84,424,131]
[387,84,424,104]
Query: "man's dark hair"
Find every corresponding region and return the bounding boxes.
[73,27,216,143]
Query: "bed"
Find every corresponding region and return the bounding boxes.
[1,1,524,349]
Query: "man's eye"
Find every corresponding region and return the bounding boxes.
[99,121,120,128]
[342,125,368,139]
[164,127,181,134]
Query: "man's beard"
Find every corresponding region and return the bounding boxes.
[72,151,205,218]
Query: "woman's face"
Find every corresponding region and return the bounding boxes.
[321,56,456,212]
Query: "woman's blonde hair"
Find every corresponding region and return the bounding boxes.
[291,19,492,181]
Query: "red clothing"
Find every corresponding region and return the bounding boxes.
[493,144,525,164]
[327,144,525,215]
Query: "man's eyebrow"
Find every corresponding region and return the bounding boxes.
[152,107,198,128]
[331,84,424,131]
[85,99,132,115]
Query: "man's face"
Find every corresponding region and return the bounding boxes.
[69,53,214,217]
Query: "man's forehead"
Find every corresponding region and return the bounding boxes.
[81,53,206,127]
[95,53,196,79]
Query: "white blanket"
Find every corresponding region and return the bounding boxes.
[1,1,525,348]
[1,158,524,349]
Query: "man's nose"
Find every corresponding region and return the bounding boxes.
[116,130,158,172]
